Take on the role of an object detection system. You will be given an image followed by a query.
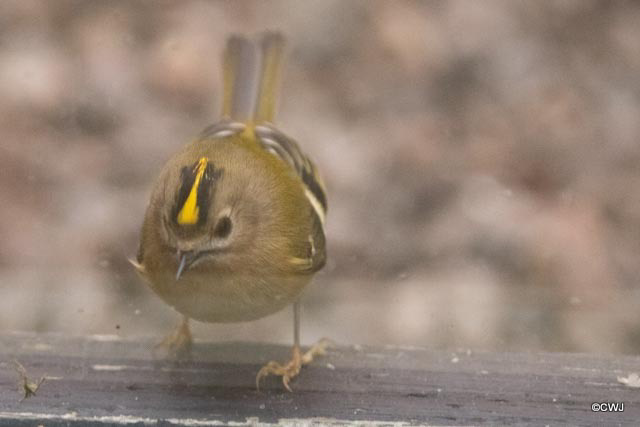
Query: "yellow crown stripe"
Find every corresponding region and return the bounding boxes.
[177,157,209,225]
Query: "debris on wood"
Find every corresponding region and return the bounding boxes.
[618,373,640,388]
[13,360,46,402]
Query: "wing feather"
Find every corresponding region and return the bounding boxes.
[203,32,328,273]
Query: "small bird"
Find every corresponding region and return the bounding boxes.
[131,32,329,391]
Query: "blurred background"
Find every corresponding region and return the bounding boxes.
[2,0,640,355]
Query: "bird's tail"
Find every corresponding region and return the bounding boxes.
[221,32,286,125]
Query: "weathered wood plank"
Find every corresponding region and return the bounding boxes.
[0,332,638,426]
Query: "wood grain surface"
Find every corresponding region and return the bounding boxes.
[0,332,638,426]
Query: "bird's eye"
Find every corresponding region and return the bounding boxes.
[213,216,232,238]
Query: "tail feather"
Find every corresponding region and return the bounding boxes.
[254,32,286,124]
[222,35,259,122]
[221,32,286,124]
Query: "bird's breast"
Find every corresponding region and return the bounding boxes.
[145,266,311,323]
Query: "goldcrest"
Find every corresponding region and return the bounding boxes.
[132,32,329,391]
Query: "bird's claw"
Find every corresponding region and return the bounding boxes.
[256,338,332,392]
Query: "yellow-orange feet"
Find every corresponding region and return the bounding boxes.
[155,317,192,359]
[256,338,331,392]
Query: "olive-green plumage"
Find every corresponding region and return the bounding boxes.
[134,32,326,325]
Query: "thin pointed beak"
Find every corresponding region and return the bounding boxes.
[175,247,219,281]
[176,251,191,281]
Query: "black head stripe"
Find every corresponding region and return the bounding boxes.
[195,162,223,226]
[172,159,223,227]
[172,166,196,224]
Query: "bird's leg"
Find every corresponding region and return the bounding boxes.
[155,315,192,359]
[256,301,331,392]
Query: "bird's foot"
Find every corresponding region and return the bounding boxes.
[155,317,192,359]
[256,338,331,392]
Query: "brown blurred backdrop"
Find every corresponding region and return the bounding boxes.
[1,0,640,355]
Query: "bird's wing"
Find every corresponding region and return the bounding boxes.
[216,32,327,273]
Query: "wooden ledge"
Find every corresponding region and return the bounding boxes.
[0,332,638,425]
